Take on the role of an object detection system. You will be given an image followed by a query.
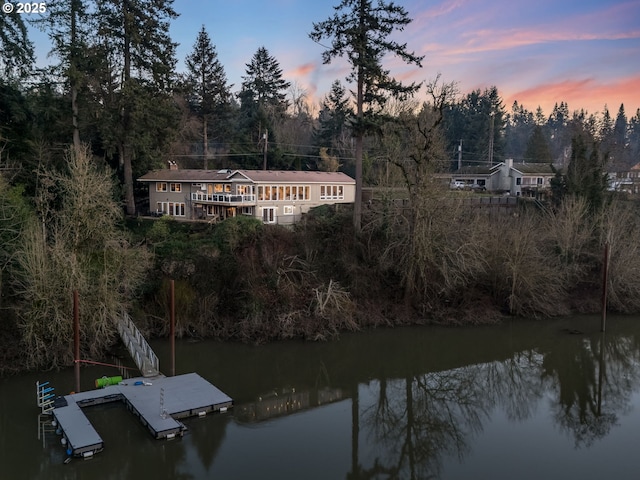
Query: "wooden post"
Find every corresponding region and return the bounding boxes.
[73,290,80,393]
[601,242,609,333]
[170,279,175,377]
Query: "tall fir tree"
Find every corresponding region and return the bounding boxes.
[611,104,628,167]
[33,0,91,150]
[185,26,232,169]
[94,0,179,215]
[0,11,34,79]
[240,47,290,111]
[524,124,552,163]
[314,80,353,164]
[629,109,640,166]
[310,0,424,231]
[565,135,608,212]
[238,47,291,168]
[443,87,505,168]
[504,101,535,161]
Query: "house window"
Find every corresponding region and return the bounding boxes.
[156,182,168,192]
[516,178,522,186]
[320,185,344,200]
[262,207,276,224]
[537,177,543,185]
[170,183,181,192]
[283,205,294,215]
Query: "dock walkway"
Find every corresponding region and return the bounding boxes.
[52,373,232,457]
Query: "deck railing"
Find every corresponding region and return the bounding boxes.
[117,312,159,377]
[191,192,256,204]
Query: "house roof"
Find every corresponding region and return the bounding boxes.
[454,165,498,176]
[232,170,355,184]
[137,169,232,182]
[511,163,555,175]
[138,169,355,184]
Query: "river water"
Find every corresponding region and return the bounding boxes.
[2,315,640,479]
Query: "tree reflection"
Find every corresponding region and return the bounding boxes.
[543,332,640,447]
[356,369,489,479]
[349,328,640,478]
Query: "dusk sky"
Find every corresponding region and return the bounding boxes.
[30,0,640,118]
[169,0,640,118]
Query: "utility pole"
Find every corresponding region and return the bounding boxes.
[488,112,495,166]
[262,129,268,170]
[458,139,463,170]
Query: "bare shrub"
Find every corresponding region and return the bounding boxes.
[597,201,640,312]
[14,146,150,368]
[543,195,596,284]
[483,213,568,317]
[310,279,358,333]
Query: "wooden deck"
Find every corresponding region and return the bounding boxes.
[52,373,232,457]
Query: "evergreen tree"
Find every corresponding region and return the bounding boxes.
[599,105,614,140]
[524,124,552,163]
[314,80,353,163]
[504,101,534,161]
[547,101,570,163]
[310,0,424,231]
[0,82,33,169]
[565,135,608,212]
[185,26,232,169]
[629,109,640,166]
[237,47,291,168]
[94,0,179,215]
[598,104,615,166]
[443,87,505,168]
[0,12,34,79]
[240,47,290,111]
[32,0,91,149]
[611,104,628,167]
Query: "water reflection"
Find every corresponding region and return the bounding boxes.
[347,327,640,479]
[4,317,640,479]
[236,387,345,423]
[543,332,640,448]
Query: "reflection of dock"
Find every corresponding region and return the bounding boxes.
[236,387,344,423]
[52,373,232,458]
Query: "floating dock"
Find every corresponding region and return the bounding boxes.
[51,373,232,458]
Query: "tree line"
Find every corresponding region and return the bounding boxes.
[2,1,639,214]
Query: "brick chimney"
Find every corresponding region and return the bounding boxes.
[168,161,178,170]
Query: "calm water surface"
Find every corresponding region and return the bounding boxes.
[2,315,640,479]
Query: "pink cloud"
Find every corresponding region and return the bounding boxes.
[505,75,640,115]
[287,62,316,78]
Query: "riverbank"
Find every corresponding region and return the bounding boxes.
[4,197,633,376]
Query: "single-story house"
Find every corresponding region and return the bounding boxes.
[443,159,556,198]
[495,159,556,198]
[449,165,499,190]
[137,165,356,225]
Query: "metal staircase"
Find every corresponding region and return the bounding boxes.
[117,312,160,377]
